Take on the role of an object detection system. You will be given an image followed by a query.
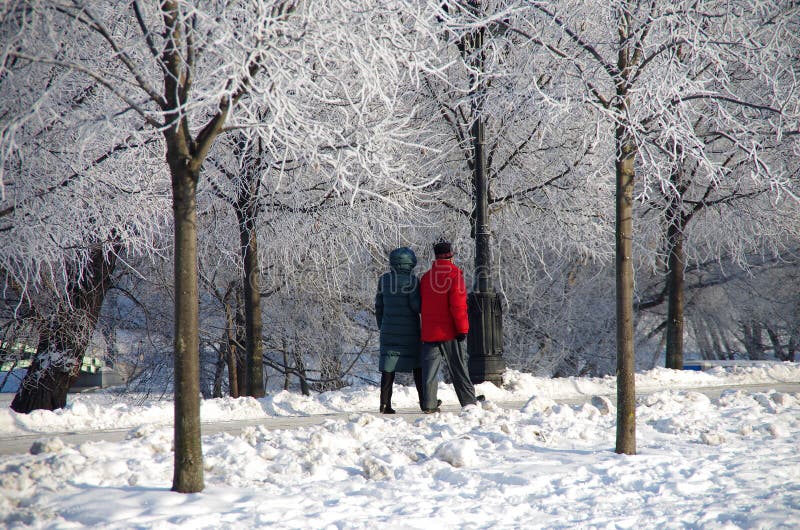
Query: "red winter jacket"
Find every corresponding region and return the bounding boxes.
[420,259,469,342]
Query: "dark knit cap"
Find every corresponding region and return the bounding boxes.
[433,239,453,259]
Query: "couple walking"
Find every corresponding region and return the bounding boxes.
[374,239,482,414]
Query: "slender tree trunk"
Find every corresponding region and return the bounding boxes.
[317,350,344,392]
[169,160,204,493]
[665,218,686,369]
[766,325,787,361]
[292,347,310,396]
[212,345,225,398]
[223,288,240,398]
[227,341,240,398]
[160,1,206,493]
[693,319,711,359]
[709,321,728,359]
[11,245,117,413]
[283,347,290,390]
[614,6,636,455]
[741,321,766,360]
[722,333,737,360]
[238,208,264,398]
[282,337,290,391]
[664,151,687,369]
[235,305,248,394]
[615,127,637,455]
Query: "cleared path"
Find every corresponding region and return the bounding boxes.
[2,382,799,456]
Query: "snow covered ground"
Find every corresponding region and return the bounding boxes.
[1,363,800,529]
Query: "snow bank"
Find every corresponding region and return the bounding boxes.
[2,382,800,528]
[2,363,799,436]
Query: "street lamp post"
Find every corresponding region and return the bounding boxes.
[465,12,505,386]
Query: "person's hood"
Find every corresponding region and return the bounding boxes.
[389,247,417,273]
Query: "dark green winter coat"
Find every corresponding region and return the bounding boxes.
[375,247,421,373]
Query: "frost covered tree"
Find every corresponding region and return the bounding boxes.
[200,134,437,397]
[503,0,800,454]
[0,6,168,413]
[204,134,272,398]
[631,2,800,370]
[2,0,442,492]
[413,2,613,377]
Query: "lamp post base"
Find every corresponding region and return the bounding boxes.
[467,291,506,386]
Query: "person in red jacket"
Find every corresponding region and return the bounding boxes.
[419,239,479,413]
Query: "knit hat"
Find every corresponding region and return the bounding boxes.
[433,239,453,259]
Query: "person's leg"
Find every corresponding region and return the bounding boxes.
[379,371,396,413]
[420,342,442,411]
[440,340,477,407]
[414,366,441,411]
[412,367,424,409]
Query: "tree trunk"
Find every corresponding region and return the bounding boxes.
[693,319,712,359]
[235,304,248,395]
[741,321,766,360]
[11,245,117,413]
[614,8,636,455]
[709,320,729,359]
[317,350,344,392]
[614,128,637,456]
[223,288,240,398]
[212,341,226,398]
[292,347,310,396]
[169,160,204,493]
[238,207,264,398]
[161,0,236,494]
[766,325,787,361]
[664,149,687,370]
[283,347,290,390]
[665,218,686,369]
[227,341,240,398]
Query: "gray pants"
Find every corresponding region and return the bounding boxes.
[421,339,477,409]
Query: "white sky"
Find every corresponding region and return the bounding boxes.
[2,363,800,529]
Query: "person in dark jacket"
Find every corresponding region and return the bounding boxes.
[375,247,424,414]
[419,239,479,413]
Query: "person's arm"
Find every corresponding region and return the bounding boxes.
[409,276,421,314]
[449,268,469,335]
[375,277,384,328]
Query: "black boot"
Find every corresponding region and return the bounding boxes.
[379,371,396,414]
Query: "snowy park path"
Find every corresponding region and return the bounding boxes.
[3,381,799,456]
[3,367,800,529]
